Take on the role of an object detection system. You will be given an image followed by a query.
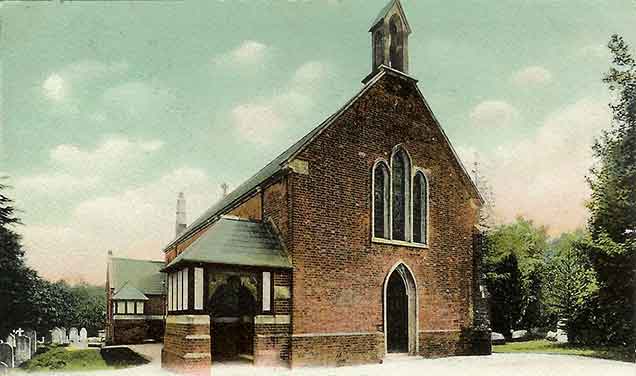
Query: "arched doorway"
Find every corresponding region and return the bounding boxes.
[207,274,257,361]
[384,262,417,355]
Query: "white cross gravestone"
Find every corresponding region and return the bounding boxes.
[69,328,79,343]
[79,328,87,343]
[0,342,13,368]
[4,335,14,349]
[14,336,30,366]
[25,329,36,356]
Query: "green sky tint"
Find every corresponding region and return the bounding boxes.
[1,0,635,283]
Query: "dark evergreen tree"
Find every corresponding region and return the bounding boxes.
[583,34,636,347]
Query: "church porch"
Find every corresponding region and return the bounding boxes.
[161,217,292,373]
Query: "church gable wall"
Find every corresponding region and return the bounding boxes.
[288,73,480,363]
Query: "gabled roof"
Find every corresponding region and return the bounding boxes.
[162,71,387,253]
[108,257,165,295]
[112,283,149,301]
[164,217,291,271]
[369,0,412,33]
[163,67,483,253]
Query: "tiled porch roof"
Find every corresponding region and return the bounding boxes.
[164,217,291,271]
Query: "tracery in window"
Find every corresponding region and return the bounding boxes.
[392,148,411,241]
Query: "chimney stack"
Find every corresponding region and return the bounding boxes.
[175,192,187,237]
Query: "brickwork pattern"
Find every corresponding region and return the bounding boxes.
[291,333,384,367]
[286,72,482,363]
[162,317,211,373]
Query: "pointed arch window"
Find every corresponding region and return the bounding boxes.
[389,15,404,71]
[373,30,385,69]
[392,148,411,241]
[373,161,390,239]
[413,171,428,244]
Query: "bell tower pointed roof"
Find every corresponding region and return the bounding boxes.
[367,0,412,79]
[369,0,412,34]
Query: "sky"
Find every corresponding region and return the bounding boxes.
[1,0,635,284]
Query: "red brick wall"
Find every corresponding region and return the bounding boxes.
[291,333,383,367]
[228,193,262,221]
[262,179,290,246]
[286,72,480,361]
[112,319,164,344]
[253,270,293,366]
[162,316,211,373]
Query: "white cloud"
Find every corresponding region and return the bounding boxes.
[42,73,68,101]
[42,60,128,103]
[461,98,610,234]
[16,174,101,196]
[231,104,285,144]
[292,61,330,88]
[50,134,164,175]
[580,44,609,59]
[213,40,269,67]
[510,66,553,87]
[20,167,220,284]
[230,61,331,144]
[15,135,164,197]
[102,81,176,117]
[469,100,520,129]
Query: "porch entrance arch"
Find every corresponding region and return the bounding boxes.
[383,262,418,355]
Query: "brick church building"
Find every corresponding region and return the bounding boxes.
[161,0,490,371]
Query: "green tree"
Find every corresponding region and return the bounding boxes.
[483,217,549,334]
[582,34,636,347]
[0,179,33,336]
[70,283,106,336]
[542,243,598,343]
[0,180,107,337]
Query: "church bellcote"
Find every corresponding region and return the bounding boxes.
[369,0,412,76]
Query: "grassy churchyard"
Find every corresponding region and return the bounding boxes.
[493,340,635,363]
[18,345,149,372]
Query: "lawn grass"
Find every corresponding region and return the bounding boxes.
[493,340,635,363]
[20,345,150,372]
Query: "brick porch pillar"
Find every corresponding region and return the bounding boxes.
[162,315,211,374]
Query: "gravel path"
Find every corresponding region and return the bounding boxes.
[18,346,634,376]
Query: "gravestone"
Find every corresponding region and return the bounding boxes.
[4,335,14,349]
[0,342,13,368]
[69,328,79,343]
[60,327,68,344]
[79,328,87,343]
[511,329,528,341]
[25,329,36,356]
[50,328,61,345]
[0,361,8,375]
[15,335,30,366]
[491,332,506,345]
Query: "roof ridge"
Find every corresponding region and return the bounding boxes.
[162,71,387,253]
[110,257,164,263]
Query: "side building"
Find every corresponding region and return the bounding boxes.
[105,255,166,345]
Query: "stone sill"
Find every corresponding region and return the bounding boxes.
[372,237,429,249]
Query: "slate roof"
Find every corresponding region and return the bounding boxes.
[108,257,165,295]
[112,283,149,301]
[162,71,387,254]
[164,217,291,271]
[162,67,483,254]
